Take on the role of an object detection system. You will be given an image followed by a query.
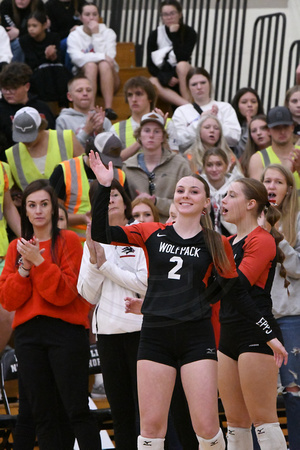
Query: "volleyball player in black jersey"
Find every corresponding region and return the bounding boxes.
[219,178,288,450]
[89,151,287,450]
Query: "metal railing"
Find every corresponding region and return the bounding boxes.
[286,40,300,91]
[96,0,248,102]
[248,13,286,111]
[96,2,288,108]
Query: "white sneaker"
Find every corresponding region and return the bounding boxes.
[91,383,106,399]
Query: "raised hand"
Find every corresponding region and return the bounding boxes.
[89,150,114,186]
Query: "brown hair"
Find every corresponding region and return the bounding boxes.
[131,197,160,222]
[190,174,232,274]
[124,76,157,111]
[0,62,32,88]
[236,178,289,288]
[133,123,169,148]
[186,67,212,96]
[261,164,298,247]
[202,147,229,168]
[241,114,268,177]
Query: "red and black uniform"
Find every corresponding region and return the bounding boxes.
[92,185,277,367]
[219,227,282,360]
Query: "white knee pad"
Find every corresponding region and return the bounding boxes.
[197,428,225,449]
[137,435,165,449]
[255,422,286,450]
[227,426,252,450]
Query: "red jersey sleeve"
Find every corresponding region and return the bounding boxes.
[238,230,276,287]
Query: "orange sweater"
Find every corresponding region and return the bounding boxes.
[0,230,90,329]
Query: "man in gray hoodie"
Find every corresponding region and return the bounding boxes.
[55,75,111,146]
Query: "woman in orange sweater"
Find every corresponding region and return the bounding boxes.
[0,179,100,450]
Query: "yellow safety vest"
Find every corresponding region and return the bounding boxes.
[5,130,74,190]
[0,163,9,257]
[61,156,126,242]
[259,146,300,196]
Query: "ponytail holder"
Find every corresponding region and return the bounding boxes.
[265,201,270,208]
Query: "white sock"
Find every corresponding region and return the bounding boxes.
[137,435,165,449]
[255,422,286,450]
[227,426,252,450]
[197,428,225,449]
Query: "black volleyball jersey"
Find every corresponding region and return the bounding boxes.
[91,185,276,339]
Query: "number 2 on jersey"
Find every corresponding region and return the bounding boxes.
[168,256,183,280]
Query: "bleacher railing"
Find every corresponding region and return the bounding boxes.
[248,13,286,112]
[96,2,290,109]
[286,40,300,91]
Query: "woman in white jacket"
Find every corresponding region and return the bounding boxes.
[261,164,300,450]
[67,2,119,120]
[172,67,241,152]
[77,179,148,450]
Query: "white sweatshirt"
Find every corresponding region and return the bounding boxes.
[77,241,147,335]
[172,101,241,151]
[67,24,119,71]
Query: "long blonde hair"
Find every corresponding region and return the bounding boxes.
[185,114,238,174]
[261,164,298,247]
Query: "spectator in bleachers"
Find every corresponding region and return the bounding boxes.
[5,106,83,191]
[132,197,160,223]
[0,62,55,161]
[49,131,125,242]
[184,114,241,176]
[0,0,45,62]
[45,0,81,68]
[262,164,300,450]
[67,1,119,120]
[240,114,271,177]
[231,87,264,158]
[0,25,13,72]
[19,10,71,104]
[147,0,196,108]
[248,107,300,194]
[123,112,191,222]
[111,76,179,160]
[284,85,300,139]
[201,147,239,237]
[56,76,112,147]
[172,67,241,152]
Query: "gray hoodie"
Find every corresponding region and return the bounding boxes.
[56,108,112,146]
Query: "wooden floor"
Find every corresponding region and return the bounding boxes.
[1,376,289,449]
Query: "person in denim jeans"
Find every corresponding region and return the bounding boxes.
[262,163,300,450]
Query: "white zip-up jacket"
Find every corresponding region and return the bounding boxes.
[77,241,147,335]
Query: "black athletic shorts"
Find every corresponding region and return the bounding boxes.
[218,320,283,361]
[138,316,217,368]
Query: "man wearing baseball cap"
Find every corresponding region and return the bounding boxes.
[0,62,55,161]
[49,131,126,241]
[5,106,84,191]
[248,106,300,193]
[123,111,191,222]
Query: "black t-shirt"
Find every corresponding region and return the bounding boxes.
[0,0,45,35]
